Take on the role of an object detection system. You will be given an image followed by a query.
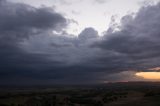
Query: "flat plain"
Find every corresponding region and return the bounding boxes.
[0,82,160,106]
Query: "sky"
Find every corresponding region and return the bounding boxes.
[0,0,160,85]
[9,0,159,35]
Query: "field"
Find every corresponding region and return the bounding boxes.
[0,82,160,106]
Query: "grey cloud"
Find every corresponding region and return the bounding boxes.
[1,1,66,31]
[1,0,160,85]
[0,0,69,84]
[94,0,109,4]
[95,2,160,73]
[78,27,98,40]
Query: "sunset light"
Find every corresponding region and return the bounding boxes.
[136,72,160,80]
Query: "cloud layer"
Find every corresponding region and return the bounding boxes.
[0,0,160,85]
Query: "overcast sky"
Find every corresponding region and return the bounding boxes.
[8,0,159,35]
[0,0,160,85]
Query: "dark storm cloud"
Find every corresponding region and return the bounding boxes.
[94,2,160,73]
[1,0,160,85]
[0,0,69,84]
[0,0,67,32]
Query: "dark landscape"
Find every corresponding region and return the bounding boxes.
[1,82,160,106]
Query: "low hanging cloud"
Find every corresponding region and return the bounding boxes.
[0,0,68,85]
[0,0,160,85]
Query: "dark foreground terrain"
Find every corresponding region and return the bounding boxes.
[0,82,160,106]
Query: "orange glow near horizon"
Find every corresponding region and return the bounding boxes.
[136,72,160,80]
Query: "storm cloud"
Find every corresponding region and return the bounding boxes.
[0,0,160,85]
[96,2,160,71]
